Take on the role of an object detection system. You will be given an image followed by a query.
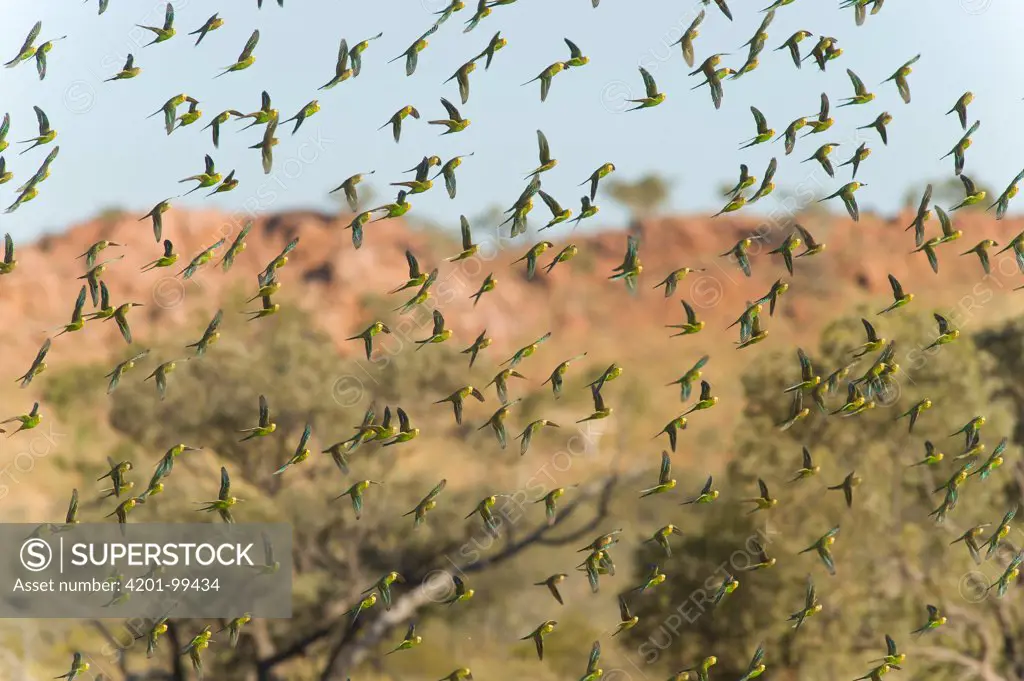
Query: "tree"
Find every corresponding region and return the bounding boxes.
[607,175,671,220]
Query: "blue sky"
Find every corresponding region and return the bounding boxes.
[3,0,1023,242]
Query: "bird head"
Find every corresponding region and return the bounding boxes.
[937,616,947,625]
[710,490,720,500]
[933,453,944,462]
[798,408,810,419]
[905,293,914,301]
[710,396,720,406]
[812,604,823,614]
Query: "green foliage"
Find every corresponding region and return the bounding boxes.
[607,175,672,217]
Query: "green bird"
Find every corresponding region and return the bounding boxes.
[379,105,421,144]
[55,652,90,681]
[445,574,475,606]
[381,408,419,446]
[77,254,123,307]
[32,35,66,81]
[461,329,492,368]
[941,119,980,176]
[867,634,906,668]
[743,478,778,514]
[105,53,141,81]
[545,243,578,274]
[983,506,1018,559]
[387,623,423,655]
[137,3,176,46]
[389,24,438,77]
[989,168,1024,219]
[0,156,10,186]
[219,613,251,649]
[512,240,555,280]
[881,54,920,103]
[577,384,612,423]
[178,238,226,280]
[803,142,840,179]
[363,571,405,611]
[181,625,213,678]
[789,446,821,482]
[172,98,203,130]
[105,350,150,394]
[107,496,143,535]
[909,440,944,468]
[570,195,600,230]
[347,321,392,361]
[17,145,57,193]
[837,142,871,179]
[502,331,552,369]
[540,353,588,399]
[737,643,766,681]
[923,313,959,351]
[435,386,485,426]
[534,573,568,605]
[78,240,122,269]
[237,395,276,443]
[0,114,9,155]
[5,180,37,212]
[236,90,278,131]
[479,398,521,449]
[19,105,56,155]
[394,268,438,313]
[577,550,609,593]
[486,368,527,404]
[273,423,313,475]
[989,548,1024,599]
[646,524,684,557]
[859,111,893,146]
[523,61,568,102]
[911,604,946,636]
[877,274,913,315]
[711,573,739,607]
[204,110,242,149]
[627,67,667,110]
[16,337,51,389]
[344,592,377,629]
[106,302,143,345]
[800,526,839,575]
[139,198,177,243]
[5,21,41,69]
[775,116,806,156]
[516,419,560,457]
[682,380,718,416]
[835,69,875,109]
[54,286,88,337]
[389,249,429,293]
[403,479,447,528]
[447,215,479,261]
[803,92,834,135]
[667,354,709,403]
[144,358,188,401]
[783,347,820,392]
[526,130,559,179]
[721,237,760,277]
[757,276,786,315]
[522,620,558,659]
[329,170,375,212]
[469,273,497,306]
[654,415,688,453]
[950,415,986,450]
[972,437,1009,481]
[185,309,223,357]
[189,13,224,46]
[895,398,931,433]
[609,233,642,293]
[748,157,778,204]
[788,575,823,631]
[610,597,639,637]
[473,29,507,69]
[444,59,477,104]
[640,450,677,498]
[667,300,704,338]
[950,173,987,211]
[725,164,756,198]
[439,669,473,681]
[578,163,616,202]
[682,475,718,505]
[207,169,238,197]
[466,494,510,536]
[195,466,243,523]
[347,31,383,78]
[428,97,471,135]
[97,457,132,499]
[670,10,705,68]
[147,93,189,135]
[739,106,774,150]
[142,617,169,658]
[218,222,252,272]
[434,153,474,199]
[939,93,971,141]
[180,154,221,195]
[283,99,320,134]
[737,309,769,349]
[369,190,412,225]
[320,38,353,90]
[827,472,862,508]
